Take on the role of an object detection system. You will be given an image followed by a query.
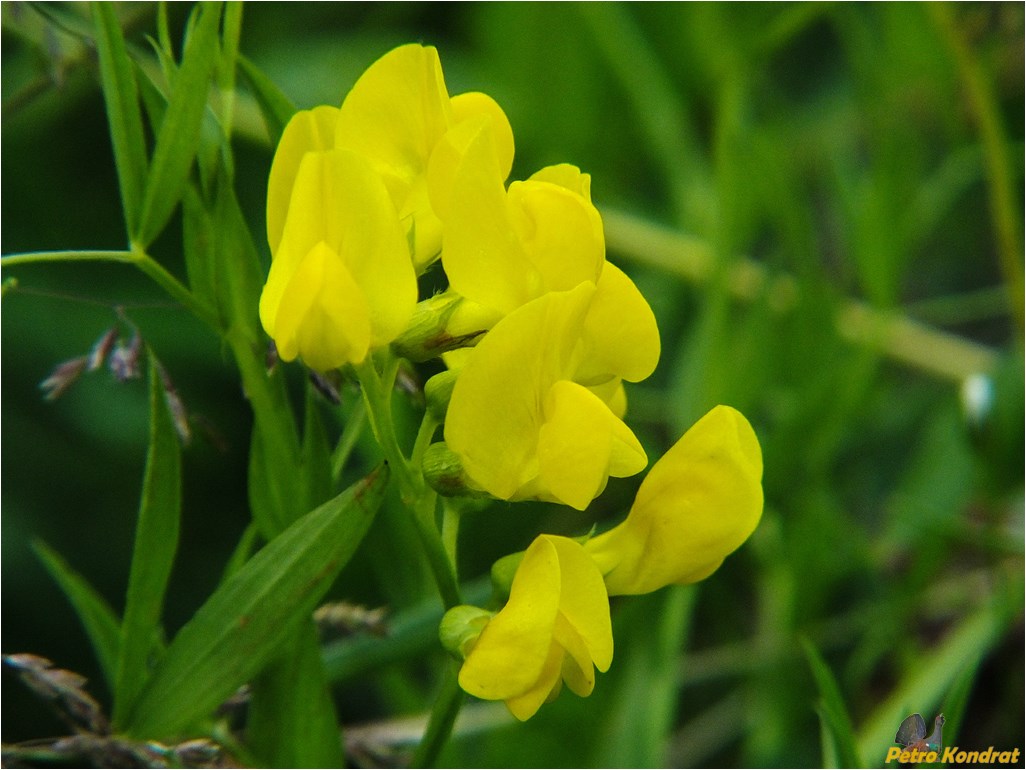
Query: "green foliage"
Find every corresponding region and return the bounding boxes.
[113,355,183,727]
[92,3,148,238]
[803,638,863,768]
[32,541,123,690]
[135,2,223,247]
[124,467,389,740]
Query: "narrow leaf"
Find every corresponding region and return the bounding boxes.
[939,657,982,750]
[247,419,296,539]
[247,619,344,768]
[212,175,264,335]
[181,184,216,312]
[221,522,261,582]
[236,53,296,145]
[32,541,123,690]
[124,466,389,740]
[156,1,173,62]
[135,60,170,135]
[113,355,183,728]
[217,2,244,139]
[135,2,223,246]
[801,637,863,768]
[92,3,148,236]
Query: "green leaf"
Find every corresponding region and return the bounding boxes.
[92,3,148,237]
[220,522,260,582]
[124,466,389,740]
[236,53,297,145]
[939,657,982,749]
[247,619,344,768]
[156,1,173,63]
[113,355,183,728]
[217,2,243,135]
[181,184,216,310]
[135,61,170,136]
[212,174,264,334]
[135,2,223,247]
[32,541,123,690]
[248,418,297,539]
[801,637,863,769]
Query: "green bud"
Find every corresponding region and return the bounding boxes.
[422,442,488,498]
[439,605,493,659]
[424,369,458,421]
[490,549,526,601]
[392,293,486,362]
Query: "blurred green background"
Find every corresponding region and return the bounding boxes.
[2,3,1023,767]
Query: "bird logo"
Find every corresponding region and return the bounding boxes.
[894,713,946,753]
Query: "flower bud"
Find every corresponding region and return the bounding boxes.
[424,369,458,421]
[391,293,489,362]
[439,605,493,659]
[422,442,488,499]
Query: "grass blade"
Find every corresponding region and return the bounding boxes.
[124,465,389,740]
[802,637,863,768]
[135,2,223,246]
[112,355,183,727]
[32,541,123,690]
[236,53,296,145]
[247,619,344,768]
[92,3,148,237]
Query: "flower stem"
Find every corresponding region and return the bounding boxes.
[412,660,465,769]
[330,397,367,485]
[354,354,461,609]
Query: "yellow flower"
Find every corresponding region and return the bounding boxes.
[585,405,764,596]
[457,534,613,721]
[432,124,660,384]
[258,148,417,371]
[444,283,648,510]
[334,44,514,269]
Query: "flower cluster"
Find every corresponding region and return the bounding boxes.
[259,44,764,721]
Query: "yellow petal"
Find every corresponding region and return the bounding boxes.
[266,106,339,255]
[335,44,451,187]
[527,163,592,201]
[586,378,628,420]
[445,284,595,500]
[503,641,564,721]
[587,406,764,596]
[450,91,515,181]
[266,241,371,371]
[277,149,417,347]
[459,536,561,701]
[578,261,661,384]
[548,536,613,672]
[553,614,595,697]
[537,380,646,510]
[335,44,453,267]
[438,123,532,315]
[507,179,605,294]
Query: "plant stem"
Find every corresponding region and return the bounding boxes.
[330,397,367,485]
[441,499,461,570]
[1,247,221,332]
[354,354,461,609]
[411,660,466,769]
